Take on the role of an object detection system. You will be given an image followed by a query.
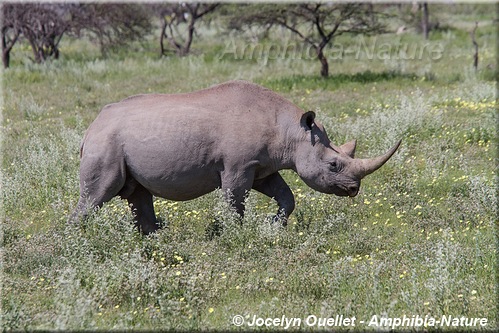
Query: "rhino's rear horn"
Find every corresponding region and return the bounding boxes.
[355,140,401,178]
[340,139,357,158]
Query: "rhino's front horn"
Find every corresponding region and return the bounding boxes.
[355,140,401,178]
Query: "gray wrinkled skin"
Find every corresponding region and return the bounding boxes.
[70,80,401,234]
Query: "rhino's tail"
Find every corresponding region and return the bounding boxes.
[79,130,89,159]
[79,140,84,159]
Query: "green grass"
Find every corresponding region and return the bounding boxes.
[1,8,497,331]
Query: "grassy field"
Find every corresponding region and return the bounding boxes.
[1,6,497,331]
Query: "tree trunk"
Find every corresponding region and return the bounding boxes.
[317,47,329,78]
[28,40,42,63]
[182,19,195,56]
[422,2,429,40]
[159,18,167,56]
[471,21,479,72]
[2,49,10,68]
[2,34,10,68]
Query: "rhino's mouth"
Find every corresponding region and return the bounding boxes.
[348,187,359,197]
[336,185,359,197]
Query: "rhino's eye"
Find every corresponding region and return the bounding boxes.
[329,161,339,172]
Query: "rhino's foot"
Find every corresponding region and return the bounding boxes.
[132,209,162,235]
[205,217,225,240]
[67,210,82,226]
[270,214,288,227]
[137,219,160,235]
[67,197,94,227]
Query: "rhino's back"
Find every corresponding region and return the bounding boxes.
[97,80,294,121]
[86,80,301,155]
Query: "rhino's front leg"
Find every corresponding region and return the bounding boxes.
[126,183,159,235]
[220,168,256,219]
[253,172,295,226]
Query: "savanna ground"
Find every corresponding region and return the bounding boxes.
[1,5,497,331]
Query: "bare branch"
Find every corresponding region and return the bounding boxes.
[157,2,219,56]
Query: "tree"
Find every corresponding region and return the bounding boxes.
[72,3,153,56]
[1,3,152,67]
[157,2,219,57]
[1,3,72,65]
[399,2,437,39]
[21,4,73,63]
[229,3,386,77]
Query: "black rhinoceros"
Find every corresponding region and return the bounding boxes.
[70,80,400,234]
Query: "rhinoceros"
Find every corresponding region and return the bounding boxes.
[70,80,400,234]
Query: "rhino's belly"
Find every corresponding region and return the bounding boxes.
[128,166,222,201]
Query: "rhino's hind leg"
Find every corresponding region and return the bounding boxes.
[68,189,121,228]
[68,197,92,225]
[253,172,295,226]
[69,150,128,228]
[126,183,159,235]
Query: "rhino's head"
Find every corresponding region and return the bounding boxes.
[294,111,401,197]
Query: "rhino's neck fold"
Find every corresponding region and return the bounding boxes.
[277,142,298,171]
[277,125,304,173]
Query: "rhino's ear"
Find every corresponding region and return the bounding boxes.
[300,111,316,131]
